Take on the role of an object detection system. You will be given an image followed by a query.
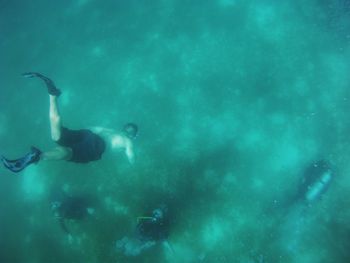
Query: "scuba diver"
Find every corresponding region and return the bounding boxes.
[1,72,138,173]
[116,205,173,256]
[136,206,170,242]
[271,159,334,212]
[272,160,335,256]
[50,190,96,234]
[296,159,333,204]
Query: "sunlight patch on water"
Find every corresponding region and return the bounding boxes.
[60,89,72,107]
[141,73,159,93]
[200,216,230,250]
[90,45,105,58]
[0,112,7,137]
[67,0,92,13]
[248,3,288,42]
[76,0,92,8]
[104,196,129,215]
[238,128,268,151]
[323,53,349,88]
[251,176,265,191]
[21,166,46,201]
[319,53,350,111]
[218,172,238,196]
[270,139,300,172]
[165,242,198,263]
[218,0,237,8]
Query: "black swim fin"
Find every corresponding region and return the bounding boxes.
[59,218,70,234]
[1,146,42,173]
[22,72,61,97]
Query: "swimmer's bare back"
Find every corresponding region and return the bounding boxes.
[91,126,135,164]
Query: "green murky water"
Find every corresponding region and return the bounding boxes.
[1,0,350,262]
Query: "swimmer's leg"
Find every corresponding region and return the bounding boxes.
[41,146,72,161]
[38,94,71,160]
[49,95,62,141]
[22,72,62,141]
[1,146,72,173]
[45,96,72,160]
[1,74,67,173]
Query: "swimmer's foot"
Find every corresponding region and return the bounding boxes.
[22,72,61,97]
[1,146,42,173]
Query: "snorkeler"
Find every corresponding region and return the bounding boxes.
[1,72,137,173]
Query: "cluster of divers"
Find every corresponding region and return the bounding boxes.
[0,73,335,258]
[49,189,171,256]
[47,159,333,257]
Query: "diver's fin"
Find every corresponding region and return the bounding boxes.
[1,147,41,173]
[22,72,41,78]
[30,146,42,163]
[163,240,175,254]
[59,218,70,234]
[22,72,61,97]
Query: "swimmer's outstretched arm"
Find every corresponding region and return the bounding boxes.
[125,141,135,164]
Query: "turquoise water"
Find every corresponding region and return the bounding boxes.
[1,0,350,262]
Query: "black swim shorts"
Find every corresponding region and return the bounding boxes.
[56,127,106,163]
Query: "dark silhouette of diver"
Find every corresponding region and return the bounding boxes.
[268,159,334,220]
[1,72,138,173]
[116,205,173,256]
[296,160,333,203]
[136,205,170,242]
[50,190,96,234]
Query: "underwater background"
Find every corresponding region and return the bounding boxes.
[1,0,350,262]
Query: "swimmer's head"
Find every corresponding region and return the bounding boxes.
[123,123,138,139]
